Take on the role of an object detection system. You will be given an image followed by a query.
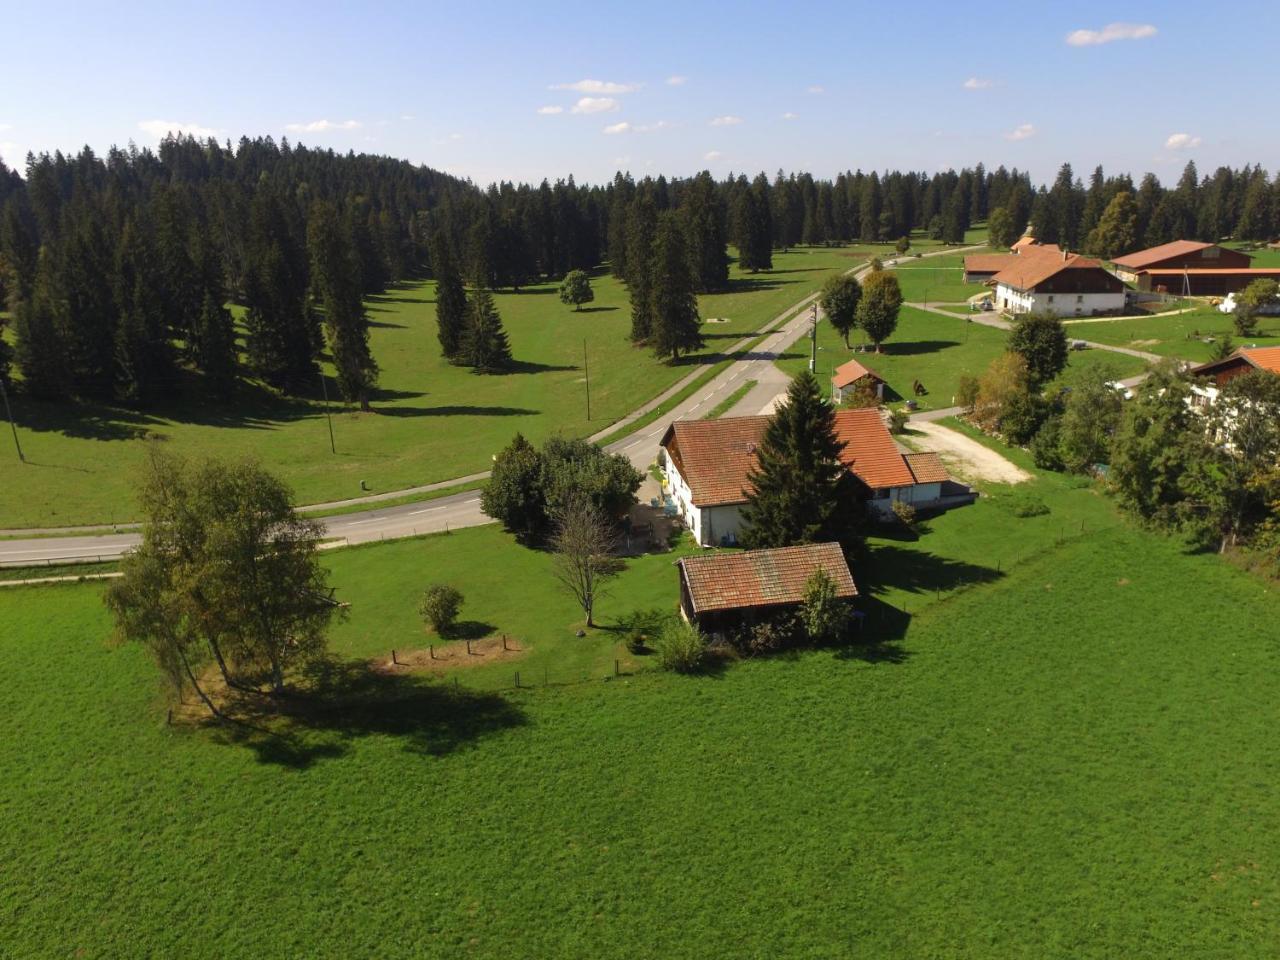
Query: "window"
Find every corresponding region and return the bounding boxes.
[1076,294,1084,303]
[1047,295,1055,304]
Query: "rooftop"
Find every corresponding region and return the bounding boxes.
[661,416,768,507]
[1112,240,1236,270]
[904,450,949,484]
[678,542,858,615]
[832,358,884,388]
[833,408,917,489]
[989,248,1106,291]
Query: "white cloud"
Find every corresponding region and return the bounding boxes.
[284,119,361,134]
[710,115,743,126]
[704,150,722,162]
[603,121,631,135]
[963,77,993,90]
[571,97,620,114]
[552,79,640,95]
[613,155,631,166]
[536,105,564,115]
[1004,123,1036,141]
[1165,132,1202,150]
[400,114,415,121]
[447,132,463,141]
[666,75,687,86]
[1066,22,1157,46]
[637,120,669,132]
[806,85,825,94]
[138,119,223,140]
[781,112,798,121]
[603,120,669,135]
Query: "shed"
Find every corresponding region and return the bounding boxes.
[831,358,886,402]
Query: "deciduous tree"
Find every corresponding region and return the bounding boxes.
[856,270,902,352]
[558,269,594,311]
[820,274,862,348]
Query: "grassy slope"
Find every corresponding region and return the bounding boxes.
[1066,306,1280,363]
[888,249,993,303]
[4,470,1280,957]
[0,247,870,529]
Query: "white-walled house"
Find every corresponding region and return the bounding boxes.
[991,249,1126,317]
[658,410,972,546]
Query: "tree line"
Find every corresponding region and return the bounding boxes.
[3,140,1278,407]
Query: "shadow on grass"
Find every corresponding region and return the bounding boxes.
[507,359,579,375]
[365,316,409,327]
[572,306,619,314]
[883,340,962,356]
[859,543,1003,598]
[206,657,527,769]
[374,404,538,418]
[445,620,499,641]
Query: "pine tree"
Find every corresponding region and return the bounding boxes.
[13,250,67,400]
[625,194,658,342]
[683,172,728,292]
[649,212,703,362]
[308,201,378,410]
[462,287,512,373]
[741,370,850,548]
[192,292,237,398]
[243,192,318,393]
[58,213,119,401]
[431,232,468,359]
[113,217,176,406]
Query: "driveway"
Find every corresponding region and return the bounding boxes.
[905,419,1031,485]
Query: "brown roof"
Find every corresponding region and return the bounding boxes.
[832,358,883,388]
[833,408,916,489]
[1137,267,1280,277]
[678,542,858,615]
[990,248,1107,292]
[904,451,949,484]
[1011,236,1038,251]
[963,253,1018,274]
[661,417,768,507]
[1112,240,1217,270]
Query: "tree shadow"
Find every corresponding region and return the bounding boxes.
[366,317,409,328]
[374,405,539,418]
[506,359,579,374]
[859,544,1004,598]
[886,340,962,356]
[445,620,499,641]
[203,657,527,769]
[573,306,619,314]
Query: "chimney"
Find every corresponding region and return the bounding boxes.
[1062,248,1069,261]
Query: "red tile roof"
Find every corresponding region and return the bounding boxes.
[904,451,949,484]
[1241,346,1280,374]
[1112,240,1220,270]
[833,408,916,489]
[678,542,858,615]
[832,358,884,388]
[661,417,768,507]
[990,248,1106,292]
[963,253,1018,274]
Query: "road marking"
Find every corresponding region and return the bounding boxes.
[407,505,450,516]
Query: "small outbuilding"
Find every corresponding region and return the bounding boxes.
[676,542,857,632]
[831,358,886,402]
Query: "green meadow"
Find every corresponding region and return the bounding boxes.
[4,456,1279,957]
[1065,306,1280,364]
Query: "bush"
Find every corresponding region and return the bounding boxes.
[890,499,917,527]
[887,409,909,434]
[799,570,852,644]
[995,493,1050,518]
[732,611,803,655]
[1001,391,1050,445]
[419,584,463,636]
[1029,415,1065,470]
[654,618,708,673]
[624,607,666,654]
[955,374,979,411]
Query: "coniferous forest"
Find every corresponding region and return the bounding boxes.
[0,135,1277,409]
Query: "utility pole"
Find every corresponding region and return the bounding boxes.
[583,338,591,421]
[808,303,818,373]
[319,372,337,454]
[0,375,23,463]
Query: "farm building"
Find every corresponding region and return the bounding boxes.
[1112,240,1252,283]
[831,358,885,402]
[962,240,1061,283]
[1134,267,1280,297]
[676,542,857,632]
[658,409,971,546]
[1190,346,1280,392]
[990,248,1126,316]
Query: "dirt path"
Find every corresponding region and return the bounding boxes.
[907,420,1031,485]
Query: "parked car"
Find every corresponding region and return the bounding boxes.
[1104,380,1134,400]
[1070,340,1089,351]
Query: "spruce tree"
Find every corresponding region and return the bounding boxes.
[462,287,512,373]
[624,194,658,342]
[113,218,176,406]
[431,233,468,360]
[649,212,703,362]
[58,215,119,401]
[308,201,378,410]
[683,172,729,292]
[243,193,318,393]
[13,250,67,400]
[192,292,237,398]
[741,370,849,549]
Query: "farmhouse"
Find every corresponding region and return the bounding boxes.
[676,542,857,632]
[962,239,1061,283]
[1112,240,1252,283]
[658,409,971,546]
[831,358,885,402]
[1189,346,1280,400]
[990,248,1126,316]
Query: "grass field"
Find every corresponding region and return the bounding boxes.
[1065,306,1280,363]
[776,305,1149,412]
[887,249,993,303]
[0,248,882,529]
[5,455,1280,957]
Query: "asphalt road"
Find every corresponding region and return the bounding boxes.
[0,245,979,567]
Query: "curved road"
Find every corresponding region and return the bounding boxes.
[0,246,981,567]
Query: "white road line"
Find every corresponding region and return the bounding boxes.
[407,505,450,516]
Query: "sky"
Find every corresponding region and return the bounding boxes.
[2,0,1277,189]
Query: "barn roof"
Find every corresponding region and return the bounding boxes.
[832,358,884,388]
[962,253,1018,274]
[660,417,768,507]
[1112,240,1227,270]
[1190,346,1280,378]
[678,542,858,615]
[904,451,949,484]
[989,249,1107,292]
[833,408,917,489]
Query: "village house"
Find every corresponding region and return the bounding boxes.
[658,409,972,547]
[962,234,1061,284]
[989,248,1126,316]
[831,358,885,402]
[676,542,858,633]
[1189,346,1280,406]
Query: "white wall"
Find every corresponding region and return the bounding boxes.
[996,284,1125,317]
[662,452,747,547]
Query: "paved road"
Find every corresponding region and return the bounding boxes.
[0,246,983,567]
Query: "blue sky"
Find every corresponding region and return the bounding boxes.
[2,0,1276,187]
